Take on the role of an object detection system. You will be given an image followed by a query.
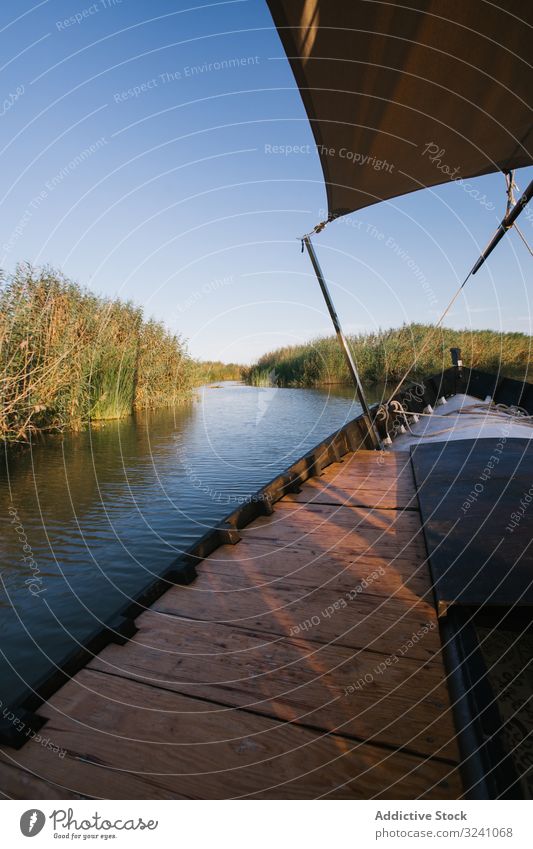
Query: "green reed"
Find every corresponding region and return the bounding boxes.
[242,323,532,388]
[0,264,194,442]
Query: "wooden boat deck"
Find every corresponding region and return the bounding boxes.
[0,449,462,799]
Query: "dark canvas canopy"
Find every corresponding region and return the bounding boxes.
[267,0,533,219]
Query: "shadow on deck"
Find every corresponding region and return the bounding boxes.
[0,449,461,799]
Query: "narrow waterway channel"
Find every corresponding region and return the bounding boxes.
[0,381,386,710]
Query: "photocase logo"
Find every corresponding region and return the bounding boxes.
[255,369,279,426]
[20,809,46,836]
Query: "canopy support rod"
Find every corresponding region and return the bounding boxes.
[302,235,382,450]
[472,177,533,274]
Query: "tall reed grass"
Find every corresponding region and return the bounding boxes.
[192,361,243,383]
[243,324,532,388]
[0,264,194,442]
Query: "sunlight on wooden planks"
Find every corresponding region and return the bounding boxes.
[0,450,462,799]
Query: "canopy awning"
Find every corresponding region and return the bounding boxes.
[266,0,533,219]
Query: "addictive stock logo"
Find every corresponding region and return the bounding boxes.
[20,810,46,837]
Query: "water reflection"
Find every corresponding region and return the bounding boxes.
[0,382,370,707]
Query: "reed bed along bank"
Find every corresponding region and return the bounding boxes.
[192,360,242,383]
[243,324,532,388]
[0,265,194,443]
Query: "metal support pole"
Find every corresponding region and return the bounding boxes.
[302,235,382,449]
[471,177,533,274]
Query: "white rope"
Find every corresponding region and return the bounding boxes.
[381,170,532,412]
[390,399,533,444]
[300,217,331,244]
[506,171,533,256]
[381,269,473,407]
[514,223,533,257]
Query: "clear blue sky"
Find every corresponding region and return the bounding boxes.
[1,0,531,364]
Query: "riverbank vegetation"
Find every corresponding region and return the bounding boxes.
[0,265,194,442]
[243,324,531,387]
[193,360,242,383]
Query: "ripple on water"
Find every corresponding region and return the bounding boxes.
[0,381,368,706]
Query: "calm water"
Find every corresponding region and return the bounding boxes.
[0,382,382,709]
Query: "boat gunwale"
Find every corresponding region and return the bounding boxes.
[2,365,531,750]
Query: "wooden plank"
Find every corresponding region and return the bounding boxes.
[7,669,459,799]
[150,567,440,660]
[319,467,416,489]
[282,476,418,509]
[271,502,421,528]
[337,451,415,478]
[238,523,427,566]
[341,450,412,464]
[88,615,458,761]
[197,538,434,599]
[0,443,464,799]
[239,504,427,556]
[0,747,188,801]
[0,756,81,800]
